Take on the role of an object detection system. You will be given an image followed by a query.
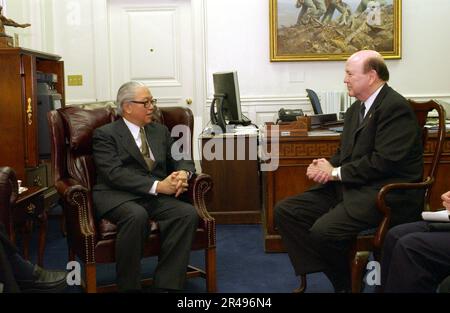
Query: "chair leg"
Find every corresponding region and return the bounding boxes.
[19,220,33,261]
[205,247,217,292]
[293,274,307,293]
[351,251,370,293]
[60,214,67,237]
[68,249,75,261]
[37,210,48,267]
[85,263,97,293]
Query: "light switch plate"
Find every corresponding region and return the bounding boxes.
[68,75,83,86]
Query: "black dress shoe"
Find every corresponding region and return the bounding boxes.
[16,265,67,293]
[324,271,352,293]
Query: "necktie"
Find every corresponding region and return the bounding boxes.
[139,127,154,170]
[359,102,366,125]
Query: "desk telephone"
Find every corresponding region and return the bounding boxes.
[277,108,304,122]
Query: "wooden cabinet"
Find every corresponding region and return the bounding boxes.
[424,132,450,210]
[200,132,261,224]
[0,48,65,206]
[261,130,450,252]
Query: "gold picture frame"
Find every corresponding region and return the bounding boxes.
[270,0,402,61]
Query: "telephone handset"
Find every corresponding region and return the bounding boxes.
[278,108,304,123]
[210,94,227,132]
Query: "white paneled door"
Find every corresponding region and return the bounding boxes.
[109,0,195,110]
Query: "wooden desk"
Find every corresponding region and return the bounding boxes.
[12,186,48,265]
[261,130,450,252]
[200,132,261,224]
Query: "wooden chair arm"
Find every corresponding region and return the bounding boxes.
[185,173,214,221]
[56,178,97,262]
[184,173,216,247]
[373,176,434,248]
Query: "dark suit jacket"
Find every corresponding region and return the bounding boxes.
[324,84,423,225]
[92,118,196,218]
[0,223,20,292]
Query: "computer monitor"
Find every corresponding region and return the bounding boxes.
[210,71,249,132]
[306,89,323,115]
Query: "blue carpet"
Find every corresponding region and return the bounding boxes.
[22,216,369,293]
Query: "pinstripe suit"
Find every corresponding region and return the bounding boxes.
[92,118,197,291]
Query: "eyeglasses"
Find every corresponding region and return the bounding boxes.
[130,98,157,108]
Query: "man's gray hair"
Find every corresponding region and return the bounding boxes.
[115,81,147,116]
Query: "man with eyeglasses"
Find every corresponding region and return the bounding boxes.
[92,81,197,292]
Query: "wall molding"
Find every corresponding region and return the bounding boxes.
[66,98,103,105]
[206,95,309,106]
[92,0,112,101]
[405,94,450,101]
[156,97,183,104]
[67,96,183,106]
[204,93,450,126]
[206,93,450,107]
[70,93,450,109]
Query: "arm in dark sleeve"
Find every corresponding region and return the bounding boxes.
[93,127,154,195]
[341,100,420,184]
[329,147,342,167]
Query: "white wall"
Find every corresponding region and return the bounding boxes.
[2,0,43,50]
[3,0,110,103]
[52,0,99,103]
[206,0,450,102]
[392,1,450,99]
[5,0,450,118]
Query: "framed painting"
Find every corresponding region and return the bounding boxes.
[270,0,402,61]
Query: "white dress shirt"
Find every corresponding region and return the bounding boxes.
[123,118,158,194]
[335,84,385,180]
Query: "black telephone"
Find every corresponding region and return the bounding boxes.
[277,108,304,122]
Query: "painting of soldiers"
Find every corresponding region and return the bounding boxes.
[270,0,401,61]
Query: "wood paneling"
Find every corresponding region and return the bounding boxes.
[201,134,261,224]
[425,133,450,210]
[0,52,26,179]
[0,48,64,187]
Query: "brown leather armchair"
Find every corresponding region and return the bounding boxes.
[47,105,216,293]
[0,166,18,234]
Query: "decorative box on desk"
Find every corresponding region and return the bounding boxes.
[200,127,261,224]
[265,116,310,137]
[260,125,340,252]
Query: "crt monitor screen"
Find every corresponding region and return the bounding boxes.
[212,71,242,123]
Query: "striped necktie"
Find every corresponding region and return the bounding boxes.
[139,127,154,170]
[359,102,366,125]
